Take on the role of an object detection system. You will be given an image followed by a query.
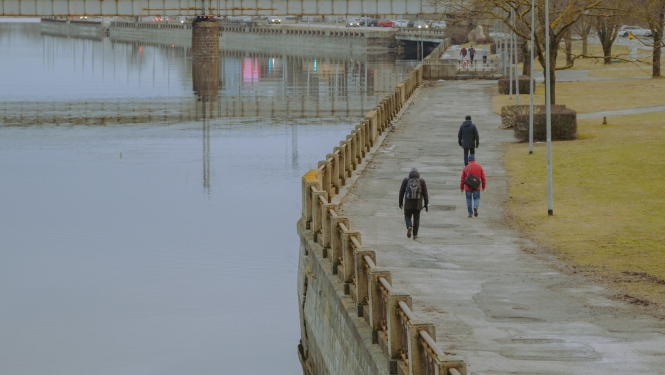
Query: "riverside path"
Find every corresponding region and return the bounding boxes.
[339,80,665,374]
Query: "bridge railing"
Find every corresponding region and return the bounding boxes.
[300,45,468,375]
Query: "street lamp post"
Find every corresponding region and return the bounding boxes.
[545,0,554,216]
[528,0,535,154]
[509,9,513,99]
[514,8,519,106]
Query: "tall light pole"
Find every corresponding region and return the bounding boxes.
[528,0,535,154]
[545,0,554,216]
[509,9,513,99]
[513,8,519,106]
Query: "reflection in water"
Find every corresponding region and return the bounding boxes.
[0,22,420,375]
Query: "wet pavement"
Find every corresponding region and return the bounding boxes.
[340,80,665,374]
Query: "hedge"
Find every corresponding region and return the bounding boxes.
[498,75,535,95]
[513,109,578,142]
[501,104,567,129]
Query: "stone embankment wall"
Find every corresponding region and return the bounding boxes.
[296,38,468,375]
[40,18,104,39]
[108,21,193,47]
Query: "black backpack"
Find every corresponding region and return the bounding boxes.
[405,177,422,200]
[463,168,481,191]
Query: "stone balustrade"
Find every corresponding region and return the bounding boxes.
[298,49,468,375]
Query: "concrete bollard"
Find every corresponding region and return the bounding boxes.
[320,203,337,251]
[330,216,349,274]
[334,145,347,184]
[397,83,406,105]
[407,321,436,375]
[342,231,361,284]
[311,190,328,242]
[302,170,321,229]
[327,153,340,194]
[368,269,392,337]
[318,160,332,201]
[354,249,376,310]
[387,294,412,362]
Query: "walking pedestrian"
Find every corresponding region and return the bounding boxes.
[460,47,467,60]
[482,46,488,64]
[458,115,480,166]
[468,46,476,64]
[399,167,429,240]
[460,155,486,218]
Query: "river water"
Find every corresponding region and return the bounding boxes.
[0,22,416,374]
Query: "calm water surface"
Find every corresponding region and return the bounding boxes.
[0,22,416,374]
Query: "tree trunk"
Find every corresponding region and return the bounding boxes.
[654,13,664,78]
[541,45,558,105]
[565,32,573,66]
[582,37,588,56]
[522,42,531,76]
[602,42,613,64]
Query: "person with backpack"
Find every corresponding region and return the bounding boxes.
[399,167,429,240]
[481,46,488,64]
[460,155,486,218]
[468,46,476,64]
[458,115,480,166]
[460,47,468,60]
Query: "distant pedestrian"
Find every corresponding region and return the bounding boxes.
[399,168,429,240]
[482,47,488,64]
[460,47,467,59]
[458,115,480,166]
[460,155,486,218]
[468,46,476,64]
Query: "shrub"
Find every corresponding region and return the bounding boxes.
[501,104,567,129]
[498,75,536,95]
[513,108,578,142]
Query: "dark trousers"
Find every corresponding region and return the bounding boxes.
[469,55,475,64]
[464,148,475,166]
[404,209,421,236]
[482,56,487,63]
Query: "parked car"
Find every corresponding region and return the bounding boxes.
[367,19,380,27]
[268,16,282,24]
[431,21,447,29]
[346,18,360,27]
[619,25,652,37]
[414,21,429,29]
[358,17,372,26]
[377,19,394,27]
[394,20,409,28]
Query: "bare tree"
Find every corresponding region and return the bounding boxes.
[631,0,665,77]
[573,16,594,55]
[440,0,616,104]
[593,1,625,64]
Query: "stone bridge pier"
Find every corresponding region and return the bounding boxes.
[192,17,220,113]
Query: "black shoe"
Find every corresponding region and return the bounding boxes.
[407,227,412,238]
[413,235,418,240]
[474,207,478,217]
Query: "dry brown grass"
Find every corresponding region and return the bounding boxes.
[503,111,665,308]
[491,78,665,115]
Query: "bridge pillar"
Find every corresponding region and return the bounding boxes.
[192,18,220,110]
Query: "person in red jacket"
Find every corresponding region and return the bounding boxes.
[459,154,486,218]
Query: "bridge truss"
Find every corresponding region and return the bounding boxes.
[1,0,442,17]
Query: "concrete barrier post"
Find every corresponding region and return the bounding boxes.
[335,145,347,183]
[342,231,361,283]
[397,83,406,105]
[363,120,372,150]
[311,191,328,242]
[318,160,332,201]
[330,217,349,274]
[346,135,357,170]
[388,294,412,360]
[321,203,337,251]
[366,110,378,144]
[354,250,375,308]
[368,269,392,332]
[327,153,340,193]
[408,321,435,375]
[302,170,320,229]
[436,356,467,375]
[355,125,366,158]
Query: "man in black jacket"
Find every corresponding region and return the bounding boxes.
[399,168,429,240]
[458,115,480,166]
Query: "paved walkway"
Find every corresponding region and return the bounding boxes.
[578,104,665,119]
[340,81,665,375]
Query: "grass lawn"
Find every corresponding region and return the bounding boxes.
[492,78,665,115]
[502,111,665,308]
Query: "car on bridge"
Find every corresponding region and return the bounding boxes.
[394,20,408,28]
[268,16,282,24]
[377,19,394,27]
[366,19,380,27]
[431,20,447,29]
[619,25,652,37]
[414,21,429,29]
[346,18,360,27]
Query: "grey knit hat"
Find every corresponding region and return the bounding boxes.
[411,167,418,172]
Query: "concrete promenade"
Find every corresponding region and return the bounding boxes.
[340,81,665,374]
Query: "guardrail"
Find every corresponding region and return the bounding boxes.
[110,21,192,30]
[300,48,467,375]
